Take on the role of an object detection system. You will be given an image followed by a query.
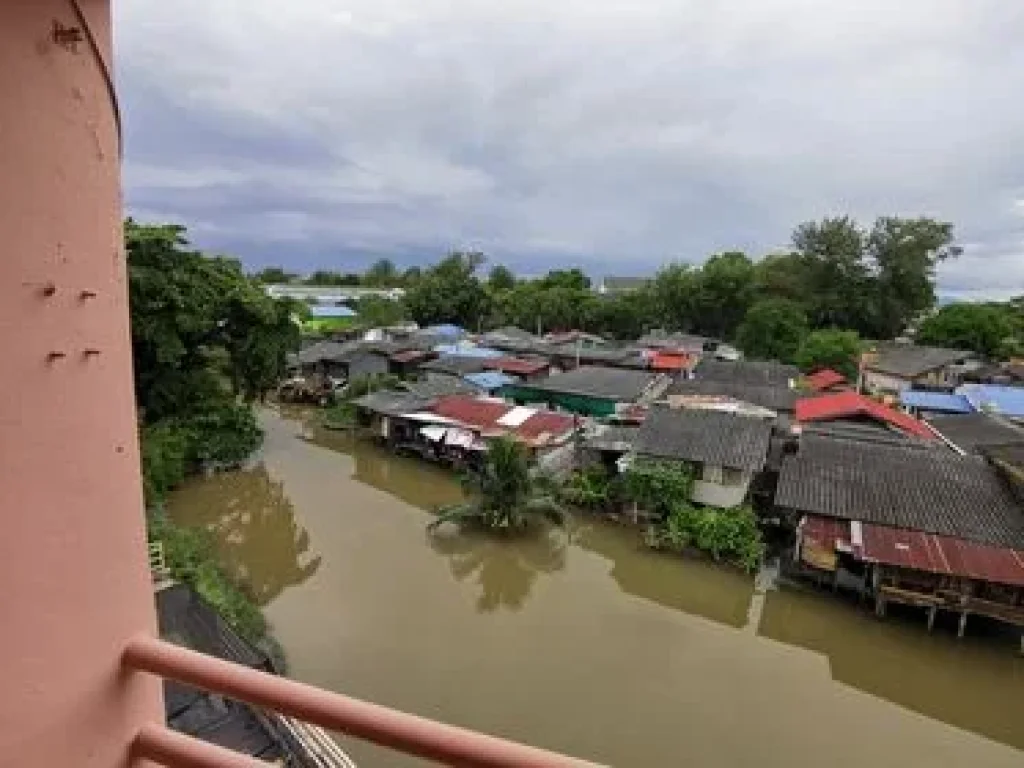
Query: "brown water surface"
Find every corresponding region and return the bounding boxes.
[168,408,1024,767]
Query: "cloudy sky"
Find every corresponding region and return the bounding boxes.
[116,1,1024,298]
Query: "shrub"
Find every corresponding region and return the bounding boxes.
[646,503,765,573]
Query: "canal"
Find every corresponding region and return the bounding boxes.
[168,408,1024,767]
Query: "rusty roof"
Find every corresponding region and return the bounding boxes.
[801,515,1024,588]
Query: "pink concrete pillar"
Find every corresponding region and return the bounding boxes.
[0,2,163,766]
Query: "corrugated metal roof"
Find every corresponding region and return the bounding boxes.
[464,371,517,391]
[433,343,503,358]
[959,384,1024,418]
[429,395,576,446]
[649,351,697,371]
[899,390,973,413]
[796,390,934,439]
[801,515,1024,588]
[485,356,550,376]
[804,368,847,392]
[308,305,357,318]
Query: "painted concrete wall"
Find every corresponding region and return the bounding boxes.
[0,2,164,765]
[692,477,751,508]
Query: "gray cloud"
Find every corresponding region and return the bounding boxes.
[116,1,1024,295]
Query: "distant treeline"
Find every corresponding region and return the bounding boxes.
[252,215,1023,363]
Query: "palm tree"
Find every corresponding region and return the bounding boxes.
[427,436,565,533]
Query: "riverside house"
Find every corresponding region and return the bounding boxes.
[632,406,773,509]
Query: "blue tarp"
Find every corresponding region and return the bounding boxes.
[433,344,503,358]
[958,384,1024,418]
[308,305,357,318]
[899,390,973,413]
[464,371,517,391]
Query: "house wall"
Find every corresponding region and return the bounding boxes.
[863,369,913,394]
[347,352,390,380]
[692,470,752,508]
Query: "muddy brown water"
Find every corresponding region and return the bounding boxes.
[168,408,1024,767]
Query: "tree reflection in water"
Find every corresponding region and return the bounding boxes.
[200,466,322,606]
[428,527,568,613]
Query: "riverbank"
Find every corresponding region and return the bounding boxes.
[167,407,1024,767]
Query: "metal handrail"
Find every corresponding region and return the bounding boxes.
[124,635,604,768]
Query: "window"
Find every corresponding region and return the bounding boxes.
[722,467,745,486]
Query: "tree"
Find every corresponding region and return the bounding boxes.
[916,303,1017,359]
[690,251,755,339]
[305,270,360,286]
[354,294,407,328]
[735,299,809,362]
[650,263,700,331]
[791,216,871,332]
[752,252,810,307]
[867,216,957,338]
[253,266,296,284]
[404,251,490,328]
[487,264,516,294]
[795,328,863,380]
[363,258,399,287]
[427,437,565,533]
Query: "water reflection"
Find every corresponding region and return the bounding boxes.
[168,466,322,606]
[573,518,756,628]
[759,585,1024,751]
[428,528,568,613]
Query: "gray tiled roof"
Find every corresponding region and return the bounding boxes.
[925,413,1024,454]
[419,355,490,376]
[695,358,799,386]
[635,406,772,471]
[636,330,712,350]
[352,390,433,416]
[666,378,798,412]
[403,373,477,399]
[523,366,658,401]
[866,344,974,378]
[775,433,1024,548]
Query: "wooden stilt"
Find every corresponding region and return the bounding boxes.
[875,597,886,618]
[927,606,937,633]
[957,611,968,639]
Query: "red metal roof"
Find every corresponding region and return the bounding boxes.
[485,356,550,376]
[649,351,696,371]
[429,396,575,446]
[795,390,934,439]
[804,368,846,392]
[861,523,1024,588]
[391,349,431,363]
[800,515,1024,588]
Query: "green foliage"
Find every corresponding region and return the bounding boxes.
[345,373,401,399]
[148,513,267,642]
[363,258,400,287]
[691,251,756,339]
[623,460,695,516]
[735,298,809,362]
[253,266,297,284]
[405,251,490,328]
[916,302,1021,359]
[354,294,407,328]
[177,403,263,467]
[646,504,765,573]
[140,421,189,505]
[428,437,565,532]
[304,270,361,286]
[562,465,621,510]
[795,328,863,381]
[487,264,516,294]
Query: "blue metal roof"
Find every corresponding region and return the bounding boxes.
[958,384,1024,418]
[308,305,357,318]
[899,390,973,414]
[426,323,465,337]
[433,343,503,358]
[464,371,517,391]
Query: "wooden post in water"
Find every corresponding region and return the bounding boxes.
[926,605,937,633]
[957,610,969,639]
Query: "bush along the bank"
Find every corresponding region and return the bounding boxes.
[645,504,765,573]
[561,464,623,511]
[147,510,267,642]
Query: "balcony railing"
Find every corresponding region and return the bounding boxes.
[124,635,603,767]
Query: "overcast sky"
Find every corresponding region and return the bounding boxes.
[116,1,1024,298]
